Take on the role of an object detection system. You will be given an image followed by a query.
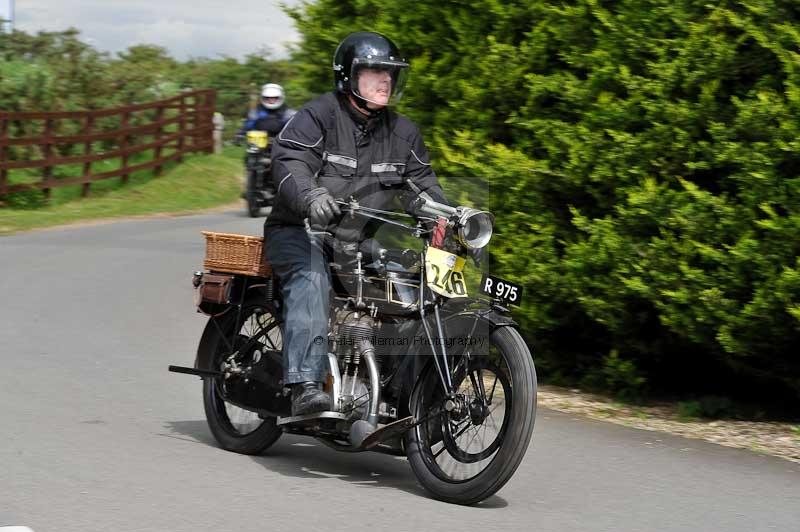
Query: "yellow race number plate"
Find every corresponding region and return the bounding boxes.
[246,130,269,148]
[425,247,468,298]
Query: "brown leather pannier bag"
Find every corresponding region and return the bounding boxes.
[198,273,234,305]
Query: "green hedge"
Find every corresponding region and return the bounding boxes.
[287,0,800,403]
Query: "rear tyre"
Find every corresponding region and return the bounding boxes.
[406,326,537,505]
[199,300,284,454]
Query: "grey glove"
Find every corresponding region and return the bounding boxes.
[304,187,341,227]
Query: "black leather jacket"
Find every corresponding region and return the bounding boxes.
[265,92,446,231]
[241,104,296,137]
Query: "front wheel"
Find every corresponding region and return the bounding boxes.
[246,169,260,218]
[406,326,537,505]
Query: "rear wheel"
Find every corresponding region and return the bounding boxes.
[199,300,283,454]
[406,326,537,505]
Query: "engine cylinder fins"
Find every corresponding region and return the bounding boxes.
[338,319,376,345]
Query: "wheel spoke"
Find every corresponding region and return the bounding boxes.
[432,441,449,460]
[461,422,483,453]
[487,374,499,404]
[256,320,281,350]
[413,329,536,487]
[441,453,457,477]
[487,411,500,434]
[468,370,482,402]
[450,420,474,441]
[488,400,506,417]
[475,368,487,402]
[212,306,283,438]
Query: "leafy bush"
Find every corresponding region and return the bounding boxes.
[601,350,647,400]
[676,400,704,420]
[286,0,800,405]
[677,396,735,419]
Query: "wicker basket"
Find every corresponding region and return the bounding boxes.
[201,231,271,277]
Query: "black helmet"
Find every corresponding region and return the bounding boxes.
[333,31,409,107]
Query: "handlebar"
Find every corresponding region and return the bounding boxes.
[304,181,493,258]
[303,195,467,240]
[334,199,434,234]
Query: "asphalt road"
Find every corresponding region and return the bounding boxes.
[1,209,798,532]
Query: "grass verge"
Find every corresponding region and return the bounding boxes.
[0,146,243,235]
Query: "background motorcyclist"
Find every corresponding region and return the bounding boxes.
[264,31,449,416]
[237,83,296,215]
[236,83,296,140]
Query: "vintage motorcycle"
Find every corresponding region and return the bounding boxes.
[242,130,276,217]
[169,187,537,505]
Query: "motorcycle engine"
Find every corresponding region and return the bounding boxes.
[333,310,377,421]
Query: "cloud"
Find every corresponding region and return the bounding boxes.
[14,0,302,60]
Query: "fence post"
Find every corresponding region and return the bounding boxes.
[0,117,8,205]
[177,95,186,163]
[81,115,94,197]
[191,91,198,153]
[213,112,224,155]
[205,90,216,154]
[120,111,131,185]
[41,118,54,203]
[154,105,165,176]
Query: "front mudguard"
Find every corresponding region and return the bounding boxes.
[397,297,521,418]
[438,296,518,329]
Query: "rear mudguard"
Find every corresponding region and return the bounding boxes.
[194,287,288,416]
[194,281,276,370]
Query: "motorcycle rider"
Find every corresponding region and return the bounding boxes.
[237,83,296,208]
[264,31,449,416]
[237,83,296,139]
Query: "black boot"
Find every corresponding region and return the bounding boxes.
[291,381,331,416]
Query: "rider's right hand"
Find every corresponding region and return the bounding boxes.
[305,187,341,227]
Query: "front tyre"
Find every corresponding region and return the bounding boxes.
[246,169,260,218]
[199,300,284,454]
[406,326,537,505]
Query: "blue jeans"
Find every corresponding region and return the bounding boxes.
[264,225,331,385]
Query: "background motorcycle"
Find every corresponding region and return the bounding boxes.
[241,130,275,217]
[170,188,537,505]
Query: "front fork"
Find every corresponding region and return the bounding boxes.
[419,302,472,397]
[419,303,505,412]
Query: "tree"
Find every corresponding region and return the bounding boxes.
[285,0,800,402]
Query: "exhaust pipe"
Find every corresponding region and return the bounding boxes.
[349,339,381,447]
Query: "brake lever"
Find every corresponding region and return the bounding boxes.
[335,199,358,219]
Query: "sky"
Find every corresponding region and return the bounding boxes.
[8,0,303,60]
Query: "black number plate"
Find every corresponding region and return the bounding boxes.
[479,274,523,306]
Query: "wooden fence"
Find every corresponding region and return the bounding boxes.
[0,89,216,203]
